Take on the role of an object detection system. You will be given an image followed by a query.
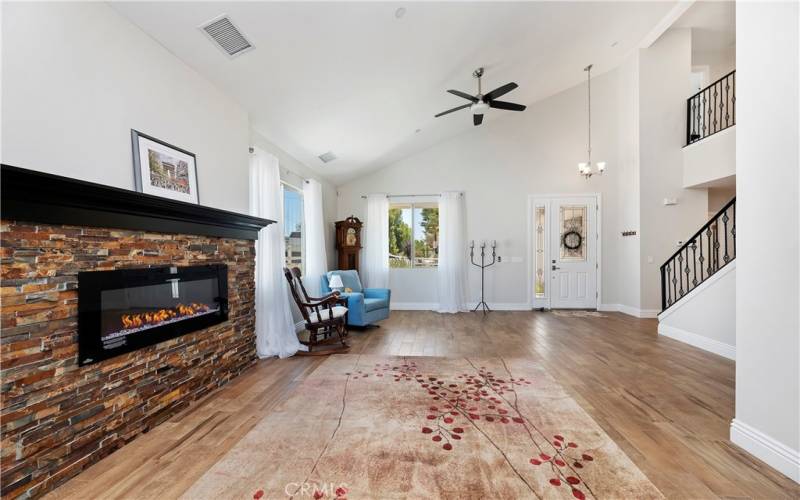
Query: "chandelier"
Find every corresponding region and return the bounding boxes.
[578,64,606,179]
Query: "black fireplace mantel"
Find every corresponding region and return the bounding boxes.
[1,164,274,240]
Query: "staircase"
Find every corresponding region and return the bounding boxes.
[686,70,736,146]
[658,198,736,359]
[661,197,736,311]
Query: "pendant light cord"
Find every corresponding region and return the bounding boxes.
[586,64,592,165]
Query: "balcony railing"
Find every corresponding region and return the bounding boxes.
[660,197,736,312]
[686,70,736,146]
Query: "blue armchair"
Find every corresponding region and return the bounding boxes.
[321,270,390,327]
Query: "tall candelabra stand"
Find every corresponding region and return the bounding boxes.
[470,240,496,314]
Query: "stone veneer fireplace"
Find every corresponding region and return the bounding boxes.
[0,165,272,499]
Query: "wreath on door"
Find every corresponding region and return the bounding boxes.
[562,230,582,250]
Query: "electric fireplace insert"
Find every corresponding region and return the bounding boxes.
[78,264,228,366]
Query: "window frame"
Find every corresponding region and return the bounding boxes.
[388,197,439,269]
[281,181,305,273]
[534,205,546,299]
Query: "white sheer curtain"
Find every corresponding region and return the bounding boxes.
[437,191,468,313]
[363,194,389,288]
[302,178,328,297]
[249,148,303,358]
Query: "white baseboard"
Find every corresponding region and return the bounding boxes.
[599,303,660,318]
[391,302,439,311]
[730,419,800,483]
[391,302,531,311]
[621,304,660,318]
[393,302,659,316]
[657,323,736,360]
[467,302,531,311]
[393,303,657,315]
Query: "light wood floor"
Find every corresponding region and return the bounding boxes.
[49,311,799,499]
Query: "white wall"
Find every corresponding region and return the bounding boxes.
[658,262,735,360]
[1,2,250,213]
[614,53,642,311]
[337,68,632,310]
[732,0,800,483]
[683,127,736,188]
[708,185,735,215]
[639,29,709,312]
[693,44,736,84]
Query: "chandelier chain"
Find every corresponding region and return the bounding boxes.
[579,63,605,179]
[586,64,592,165]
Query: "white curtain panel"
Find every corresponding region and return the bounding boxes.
[249,148,303,358]
[437,191,469,313]
[363,194,390,288]
[302,178,328,298]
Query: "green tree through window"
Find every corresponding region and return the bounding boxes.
[388,206,412,268]
[388,202,438,268]
[419,208,439,257]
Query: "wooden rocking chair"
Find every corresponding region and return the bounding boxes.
[283,267,349,354]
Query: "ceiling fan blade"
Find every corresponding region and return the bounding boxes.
[484,82,518,101]
[447,89,478,102]
[473,114,484,126]
[489,100,526,111]
[435,103,471,118]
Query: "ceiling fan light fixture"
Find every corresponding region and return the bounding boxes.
[470,100,489,114]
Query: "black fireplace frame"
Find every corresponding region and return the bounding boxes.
[78,264,229,366]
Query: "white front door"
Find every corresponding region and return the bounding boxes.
[549,197,597,309]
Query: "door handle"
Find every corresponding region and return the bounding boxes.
[551,265,561,271]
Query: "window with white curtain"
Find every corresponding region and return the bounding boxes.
[388,201,439,268]
[282,183,304,271]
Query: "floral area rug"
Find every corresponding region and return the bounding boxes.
[182,355,662,500]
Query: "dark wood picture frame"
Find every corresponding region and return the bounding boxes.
[131,129,200,204]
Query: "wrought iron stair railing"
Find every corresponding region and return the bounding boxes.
[686,70,735,146]
[660,197,736,312]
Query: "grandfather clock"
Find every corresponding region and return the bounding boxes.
[335,216,363,272]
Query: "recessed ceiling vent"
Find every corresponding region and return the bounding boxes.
[199,15,254,58]
[318,151,337,163]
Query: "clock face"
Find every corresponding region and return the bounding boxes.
[346,228,357,246]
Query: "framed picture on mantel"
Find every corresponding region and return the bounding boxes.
[131,129,199,204]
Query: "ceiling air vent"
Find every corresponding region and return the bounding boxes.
[318,152,337,164]
[199,15,254,58]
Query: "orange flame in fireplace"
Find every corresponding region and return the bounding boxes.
[120,303,211,330]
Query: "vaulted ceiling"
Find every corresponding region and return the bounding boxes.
[675,1,736,52]
[112,1,678,184]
